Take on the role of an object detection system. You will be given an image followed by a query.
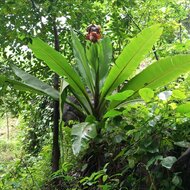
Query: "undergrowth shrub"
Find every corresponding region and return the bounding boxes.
[58,88,190,190]
[0,143,52,190]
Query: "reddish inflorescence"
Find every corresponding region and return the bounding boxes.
[86,24,101,43]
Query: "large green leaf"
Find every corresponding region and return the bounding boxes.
[71,122,97,155]
[29,38,93,114]
[11,65,59,100]
[176,102,190,114]
[71,31,94,94]
[172,90,186,100]
[103,109,122,119]
[0,75,48,96]
[86,42,98,73]
[98,37,112,83]
[107,90,135,110]
[122,55,190,92]
[85,37,112,89]
[139,88,154,102]
[106,90,134,101]
[100,25,163,101]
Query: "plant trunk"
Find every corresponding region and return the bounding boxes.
[51,17,60,173]
[52,88,60,172]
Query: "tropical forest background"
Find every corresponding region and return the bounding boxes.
[1,0,190,189]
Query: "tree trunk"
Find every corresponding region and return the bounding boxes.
[51,17,60,173]
[52,86,60,172]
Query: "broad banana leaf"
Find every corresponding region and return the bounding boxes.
[110,55,190,108]
[100,25,163,102]
[98,37,113,85]
[71,31,94,94]
[86,41,98,73]
[85,37,113,92]
[0,75,54,97]
[123,55,190,92]
[29,38,93,114]
[11,65,59,100]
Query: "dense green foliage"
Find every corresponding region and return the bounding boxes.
[1,0,190,190]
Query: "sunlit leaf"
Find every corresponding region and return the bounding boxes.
[106,90,134,101]
[123,55,190,93]
[172,90,186,100]
[103,109,122,119]
[139,88,154,102]
[29,38,93,114]
[176,103,190,113]
[101,25,162,100]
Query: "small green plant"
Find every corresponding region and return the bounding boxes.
[0,144,52,190]
[80,163,110,189]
